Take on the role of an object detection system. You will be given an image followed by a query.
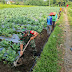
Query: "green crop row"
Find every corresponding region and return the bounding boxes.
[0,4,35,9]
[33,14,63,72]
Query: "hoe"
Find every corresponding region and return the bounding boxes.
[13,40,30,67]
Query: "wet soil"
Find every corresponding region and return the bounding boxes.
[0,29,48,72]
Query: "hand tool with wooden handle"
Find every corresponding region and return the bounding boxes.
[13,40,31,67]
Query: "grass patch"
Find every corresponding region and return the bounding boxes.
[67,7,72,40]
[33,13,64,72]
[66,1,72,8]
[67,7,72,29]
[0,4,35,9]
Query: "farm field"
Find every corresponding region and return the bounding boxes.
[0,7,60,72]
[0,4,35,9]
[0,7,60,37]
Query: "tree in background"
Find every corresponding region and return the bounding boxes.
[1,0,6,4]
[24,0,44,6]
[53,0,56,4]
[0,0,71,6]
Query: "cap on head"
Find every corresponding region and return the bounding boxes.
[30,30,34,34]
[21,28,28,34]
[21,29,26,32]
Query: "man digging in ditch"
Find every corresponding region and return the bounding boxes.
[20,29,39,57]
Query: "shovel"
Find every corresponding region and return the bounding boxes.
[13,40,31,67]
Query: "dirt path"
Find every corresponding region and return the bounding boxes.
[64,9,72,72]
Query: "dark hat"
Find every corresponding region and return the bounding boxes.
[21,28,28,35]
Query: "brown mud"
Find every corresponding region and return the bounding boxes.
[0,29,48,72]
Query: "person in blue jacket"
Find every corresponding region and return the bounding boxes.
[47,16,52,34]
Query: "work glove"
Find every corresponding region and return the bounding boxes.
[30,37,34,40]
[20,51,23,56]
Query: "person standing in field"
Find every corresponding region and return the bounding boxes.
[59,8,62,15]
[62,7,64,12]
[58,8,62,19]
[67,4,69,7]
[66,4,69,10]
[20,29,39,56]
[53,12,58,21]
[47,16,52,34]
[60,8,62,12]
[52,15,56,30]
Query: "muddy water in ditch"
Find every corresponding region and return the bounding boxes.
[0,29,48,72]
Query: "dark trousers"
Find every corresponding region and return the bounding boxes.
[58,11,61,19]
[52,21,55,30]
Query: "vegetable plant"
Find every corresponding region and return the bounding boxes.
[12,43,20,52]
[6,48,18,63]
[0,48,6,61]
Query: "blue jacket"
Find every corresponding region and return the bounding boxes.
[47,16,52,25]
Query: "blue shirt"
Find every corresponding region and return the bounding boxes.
[47,16,52,25]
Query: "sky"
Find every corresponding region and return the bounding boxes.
[5,0,12,1]
[44,0,47,1]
